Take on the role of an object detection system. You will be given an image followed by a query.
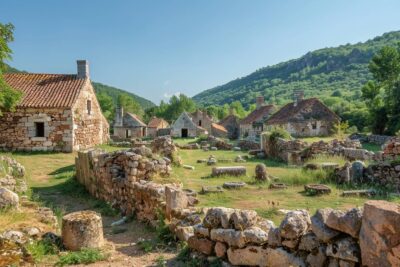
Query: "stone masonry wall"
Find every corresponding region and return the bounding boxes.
[75,148,400,266]
[72,81,109,151]
[0,107,74,152]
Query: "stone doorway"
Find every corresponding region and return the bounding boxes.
[181,128,188,138]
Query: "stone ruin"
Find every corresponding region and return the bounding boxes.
[73,146,400,266]
[262,135,374,165]
[0,156,27,195]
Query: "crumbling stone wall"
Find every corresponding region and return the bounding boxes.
[0,156,27,194]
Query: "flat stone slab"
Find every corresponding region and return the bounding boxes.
[183,165,195,170]
[304,184,332,195]
[269,183,288,190]
[212,166,246,177]
[222,182,247,189]
[183,188,197,197]
[201,186,223,194]
[342,189,376,197]
[197,159,207,163]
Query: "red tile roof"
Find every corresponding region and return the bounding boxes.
[267,98,340,124]
[148,117,169,128]
[240,105,275,125]
[211,123,228,133]
[3,73,86,108]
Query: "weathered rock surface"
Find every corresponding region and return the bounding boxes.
[231,209,258,230]
[0,187,19,209]
[326,237,360,262]
[255,163,268,181]
[210,229,245,248]
[187,236,215,255]
[306,246,327,267]
[214,241,227,258]
[203,207,235,229]
[359,200,400,267]
[299,232,319,252]
[311,208,340,242]
[325,208,363,238]
[266,247,306,267]
[227,246,268,266]
[279,210,311,240]
[268,227,282,247]
[62,210,103,251]
[165,186,189,220]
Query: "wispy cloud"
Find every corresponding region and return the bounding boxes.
[163,92,181,99]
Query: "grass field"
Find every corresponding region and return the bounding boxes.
[1,138,399,227]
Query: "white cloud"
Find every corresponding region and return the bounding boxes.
[163,92,181,99]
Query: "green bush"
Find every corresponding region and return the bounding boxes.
[263,127,291,144]
[26,240,59,262]
[55,248,107,266]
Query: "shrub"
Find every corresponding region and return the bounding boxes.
[263,127,291,144]
[55,248,107,266]
[26,239,59,262]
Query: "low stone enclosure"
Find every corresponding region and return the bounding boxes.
[75,146,400,266]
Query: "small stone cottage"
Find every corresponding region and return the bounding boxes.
[240,96,275,139]
[219,111,240,139]
[113,107,147,139]
[171,112,207,138]
[0,60,109,152]
[266,90,340,137]
[147,117,170,138]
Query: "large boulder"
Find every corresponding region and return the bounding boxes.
[243,227,268,245]
[306,246,327,267]
[299,232,319,252]
[210,228,245,248]
[62,210,103,251]
[187,236,215,255]
[0,187,19,209]
[326,237,360,263]
[311,208,340,243]
[266,247,306,267]
[227,246,269,266]
[279,210,311,240]
[350,161,365,184]
[231,209,258,230]
[203,207,235,229]
[325,207,363,238]
[359,200,400,266]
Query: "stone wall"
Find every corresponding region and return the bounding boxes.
[0,107,74,152]
[261,135,372,164]
[282,120,335,137]
[74,148,400,266]
[72,81,109,150]
[349,133,392,145]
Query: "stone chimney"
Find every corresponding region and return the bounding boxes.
[77,60,89,79]
[114,106,124,127]
[256,96,265,109]
[293,90,304,107]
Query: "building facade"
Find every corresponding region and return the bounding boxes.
[113,107,147,139]
[0,60,109,152]
[147,117,170,138]
[266,90,340,137]
[171,112,207,138]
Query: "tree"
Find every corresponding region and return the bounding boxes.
[0,22,21,115]
[117,93,143,118]
[362,45,400,134]
[97,92,114,121]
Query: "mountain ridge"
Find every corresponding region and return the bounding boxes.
[193,30,400,108]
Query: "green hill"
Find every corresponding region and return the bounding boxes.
[193,30,400,109]
[3,64,155,110]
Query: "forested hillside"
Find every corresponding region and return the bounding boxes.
[193,31,400,131]
[92,82,154,110]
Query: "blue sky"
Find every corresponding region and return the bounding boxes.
[2,0,400,104]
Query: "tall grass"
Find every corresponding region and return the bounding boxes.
[305,154,348,166]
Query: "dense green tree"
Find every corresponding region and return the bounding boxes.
[118,93,143,118]
[362,45,400,134]
[0,22,22,115]
[97,92,115,121]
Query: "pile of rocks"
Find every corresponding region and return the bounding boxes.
[179,201,399,266]
[238,140,260,151]
[151,136,178,159]
[207,136,232,150]
[0,156,27,194]
[349,133,392,145]
[381,137,400,159]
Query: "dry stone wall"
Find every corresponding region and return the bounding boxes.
[75,148,400,266]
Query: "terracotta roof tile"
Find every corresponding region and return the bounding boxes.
[211,123,227,133]
[4,73,86,108]
[240,105,275,125]
[267,98,340,124]
[148,117,169,128]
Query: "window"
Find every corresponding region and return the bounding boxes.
[126,129,131,138]
[312,122,317,130]
[87,100,92,115]
[35,122,45,137]
[198,120,202,127]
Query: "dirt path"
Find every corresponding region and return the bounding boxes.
[1,151,181,266]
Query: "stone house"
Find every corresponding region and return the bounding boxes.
[0,60,109,152]
[190,110,227,138]
[266,90,340,137]
[147,117,170,138]
[219,111,240,139]
[171,112,207,138]
[113,107,147,139]
[240,96,275,139]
